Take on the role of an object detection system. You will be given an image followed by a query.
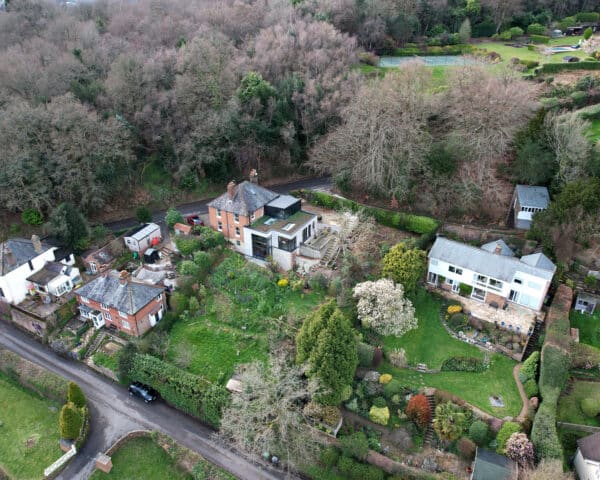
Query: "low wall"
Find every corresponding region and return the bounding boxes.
[105,430,152,456]
[557,422,600,433]
[9,306,50,337]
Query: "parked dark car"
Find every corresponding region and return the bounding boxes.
[128,382,158,403]
[185,214,204,226]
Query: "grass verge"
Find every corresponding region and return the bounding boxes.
[557,380,600,426]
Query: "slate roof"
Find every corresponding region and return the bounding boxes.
[208,181,278,216]
[481,239,515,257]
[429,237,555,283]
[75,273,163,315]
[0,238,53,276]
[472,448,516,480]
[515,185,550,209]
[578,431,600,462]
[26,262,67,285]
[521,253,557,272]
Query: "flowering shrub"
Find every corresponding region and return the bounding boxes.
[277,278,289,287]
[506,432,535,468]
[406,394,431,429]
[447,305,462,315]
[379,374,392,385]
[369,406,390,426]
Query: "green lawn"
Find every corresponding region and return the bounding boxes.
[90,437,191,480]
[380,289,520,417]
[587,119,600,142]
[571,310,600,348]
[168,254,325,382]
[557,380,600,426]
[383,289,483,369]
[558,425,590,467]
[478,36,587,66]
[0,373,61,480]
[93,350,120,373]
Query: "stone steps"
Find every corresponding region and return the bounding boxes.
[424,394,436,446]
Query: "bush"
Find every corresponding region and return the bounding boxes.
[527,23,546,36]
[67,382,86,408]
[165,207,185,230]
[175,237,202,256]
[458,283,472,296]
[357,342,375,367]
[372,396,387,408]
[59,402,83,440]
[584,274,598,289]
[577,12,600,23]
[277,278,289,288]
[523,379,539,398]
[320,446,340,468]
[581,398,600,418]
[383,379,405,399]
[468,420,489,446]
[406,394,431,429]
[519,351,540,382]
[496,422,521,454]
[379,374,392,385]
[135,206,153,223]
[441,356,485,373]
[458,437,476,460]
[21,208,43,225]
[571,343,600,369]
[571,90,588,107]
[340,432,369,461]
[179,260,201,277]
[447,304,462,315]
[584,27,594,40]
[530,34,550,44]
[540,62,600,74]
[369,406,390,426]
[509,26,524,37]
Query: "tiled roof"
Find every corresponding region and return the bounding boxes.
[578,431,600,462]
[0,238,53,275]
[429,237,555,283]
[208,181,278,216]
[75,273,163,315]
[515,185,550,209]
[481,239,515,257]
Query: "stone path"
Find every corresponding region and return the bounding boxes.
[512,363,529,422]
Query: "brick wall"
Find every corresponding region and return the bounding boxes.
[208,206,264,245]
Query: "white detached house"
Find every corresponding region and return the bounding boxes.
[575,431,600,480]
[427,237,556,312]
[0,236,76,305]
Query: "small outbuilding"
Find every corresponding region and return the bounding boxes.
[123,223,161,253]
[471,448,517,480]
[575,431,600,480]
[143,248,160,264]
[173,223,192,236]
[575,292,600,315]
[510,185,550,230]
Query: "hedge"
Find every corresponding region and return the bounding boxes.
[293,190,439,236]
[357,342,375,367]
[519,351,539,383]
[530,34,550,44]
[496,422,521,454]
[392,44,474,56]
[59,402,83,440]
[530,388,563,460]
[539,345,570,397]
[130,354,227,428]
[441,356,486,373]
[539,62,600,74]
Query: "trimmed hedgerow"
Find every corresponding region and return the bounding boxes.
[531,388,563,459]
[539,345,570,397]
[441,356,486,373]
[540,62,600,74]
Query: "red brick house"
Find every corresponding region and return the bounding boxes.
[75,271,166,336]
[207,177,278,249]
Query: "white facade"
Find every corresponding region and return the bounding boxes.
[575,448,600,480]
[243,218,317,271]
[124,223,161,253]
[427,258,550,312]
[0,248,58,305]
[32,266,81,298]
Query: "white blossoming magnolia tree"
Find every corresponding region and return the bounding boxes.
[353,278,417,336]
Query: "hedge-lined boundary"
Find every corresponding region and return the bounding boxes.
[391,44,475,57]
[531,285,573,461]
[0,345,68,402]
[537,62,600,75]
[293,190,440,247]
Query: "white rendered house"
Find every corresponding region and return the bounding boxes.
[575,432,600,480]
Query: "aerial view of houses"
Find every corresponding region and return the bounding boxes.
[1,1,600,480]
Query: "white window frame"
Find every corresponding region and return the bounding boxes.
[235,226,240,237]
[251,213,256,221]
[217,221,223,232]
[101,303,109,310]
[234,213,239,224]
[121,319,130,330]
[216,209,222,218]
[103,311,112,320]
[119,310,127,318]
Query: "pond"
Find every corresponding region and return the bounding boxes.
[379,55,475,67]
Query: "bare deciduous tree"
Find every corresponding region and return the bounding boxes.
[482,0,524,33]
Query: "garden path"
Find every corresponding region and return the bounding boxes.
[512,363,529,422]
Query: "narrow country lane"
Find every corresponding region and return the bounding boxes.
[0,321,292,480]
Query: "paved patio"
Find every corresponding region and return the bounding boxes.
[436,289,540,333]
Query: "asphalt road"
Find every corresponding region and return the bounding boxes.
[0,321,291,480]
[105,176,333,233]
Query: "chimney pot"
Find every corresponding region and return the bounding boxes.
[249,169,258,184]
[227,181,236,199]
[31,235,42,254]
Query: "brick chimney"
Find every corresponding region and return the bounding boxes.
[249,169,258,184]
[31,235,42,254]
[494,242,502,255]
[118,270,129,285]
[227,181,236,199]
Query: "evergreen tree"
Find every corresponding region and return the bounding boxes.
[59,402,83,440]
[382,243,426,292]
[308,309,358,405]
[47,203,89,249]
[433,402,467,441]
[67,382,86,408]
[295,300,336,364]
